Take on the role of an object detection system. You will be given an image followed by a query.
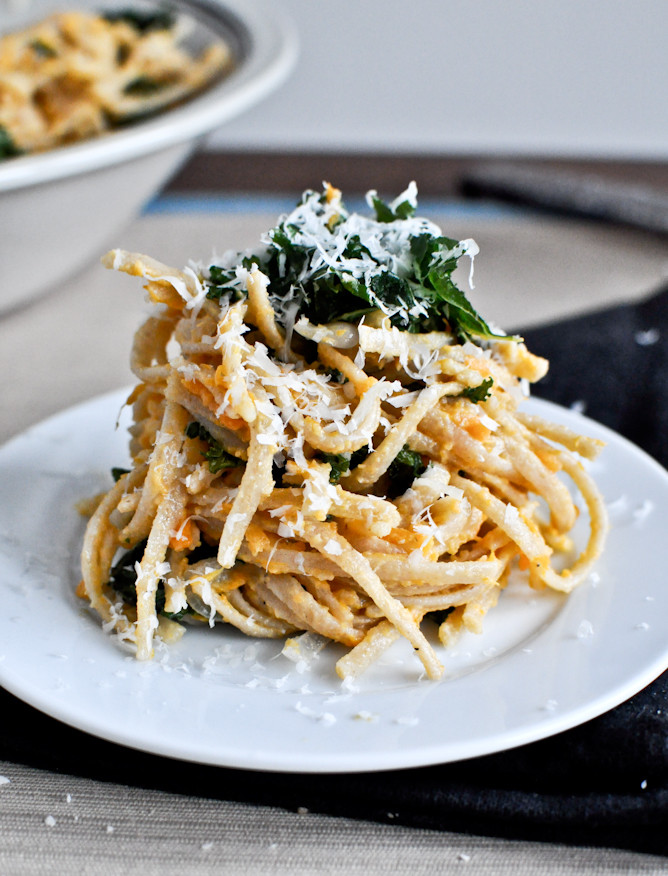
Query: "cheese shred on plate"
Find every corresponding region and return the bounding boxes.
[79,183,608,681]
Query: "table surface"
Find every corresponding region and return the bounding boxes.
[1,191,668,873]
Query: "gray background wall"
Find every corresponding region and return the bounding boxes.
[209,0,667,159]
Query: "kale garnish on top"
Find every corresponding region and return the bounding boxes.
[204,184,513,343]
[0,125,24,160]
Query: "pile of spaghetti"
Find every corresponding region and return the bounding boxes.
[80,184,607,680]
[0,8,231,159]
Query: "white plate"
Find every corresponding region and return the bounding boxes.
[1,389,667,774]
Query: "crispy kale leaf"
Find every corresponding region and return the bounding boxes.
[459,376,494,403]
[318,445,370,484]
[0,125,24,160]
[370,191,416,222]
[319,444,424,495]
[185,422,242,474]
[318,452,351,485]
[387,445,427,497]
[107,540,191,622]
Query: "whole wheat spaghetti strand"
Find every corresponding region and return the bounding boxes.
[130,313,179,384]
[335,606,425,680]
[449,472,550,564]
[501,431,577,533]
[516,411,605,461]
[342,382,458,490]
[134,482,188,659]
[217,414,277,568]
[299,520,443,679]
[120,392,189,544]
[538,453,608,593]
[316,342,376,395]
[227,586,296,635]
[335,620,401,679]
[260,573,362,646]
[80,466,145,630]
[245,268,300,364]
[187,574,291,638]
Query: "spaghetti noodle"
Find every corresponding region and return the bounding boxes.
[80,183,607,680]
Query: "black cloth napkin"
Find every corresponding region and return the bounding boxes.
[2,285,668,857]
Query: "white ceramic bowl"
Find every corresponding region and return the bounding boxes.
[0,0,297,313]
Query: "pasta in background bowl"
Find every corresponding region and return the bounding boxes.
[0,0,297,313]
[0,6,234,157]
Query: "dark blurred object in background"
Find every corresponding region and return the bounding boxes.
[461,162,668,236]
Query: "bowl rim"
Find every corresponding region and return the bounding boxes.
[0,0,298,193]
